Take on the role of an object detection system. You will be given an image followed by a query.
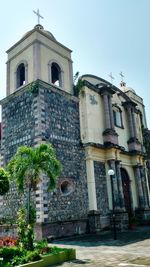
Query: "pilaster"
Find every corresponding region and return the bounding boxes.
[140,166,149,208]
[108,160,120,210]
[132,108,138,139]
[108,95,114,129]
[102,94,111,129]
[86,159,97,211]
[115,161,125,210]
[127,106,135,138]
[134,165,145,208]
[101,90,118,145]
[123,101,141,152]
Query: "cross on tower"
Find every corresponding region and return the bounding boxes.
[33,9,44,24]
[108,72,115,84]
[119,71,124,82]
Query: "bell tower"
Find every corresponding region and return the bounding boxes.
[6,24,73,96]
[0,21,88,228]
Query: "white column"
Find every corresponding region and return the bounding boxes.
[86,159,97,210]
[6,61,10,96]
[33,42,41,80]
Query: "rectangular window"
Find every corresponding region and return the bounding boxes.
[113,110,122,127]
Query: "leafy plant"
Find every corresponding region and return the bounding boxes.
[36,239,52,255]
[0,168,10,196]
[28,81,39,96]
[11,250,41,266]
[73,71,85,96]
[17,207,28,250]
[0,246,22,260]
[0,245,75,266]
[17,206,36,251]
[7,143,61,250]
[73,79,85,96]
[35,239,48,250]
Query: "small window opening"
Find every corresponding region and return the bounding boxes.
[51,63,61,87]
[113,109,123,128]
[17,63,25,88]
[60,181,73,196]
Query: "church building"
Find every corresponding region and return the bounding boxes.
[0,21,150,238]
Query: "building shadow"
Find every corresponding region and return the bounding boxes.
[51,226,150,247]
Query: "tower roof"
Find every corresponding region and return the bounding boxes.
[6,24,72,54]
[22,24,56,41]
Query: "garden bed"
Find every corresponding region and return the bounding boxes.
[18,249,76,267]
[0,245,76,267]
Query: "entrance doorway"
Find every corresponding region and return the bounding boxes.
[121,168,132,214]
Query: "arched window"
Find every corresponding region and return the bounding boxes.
[16,63,26,88]
[113,105,123,128]
[51,62,62,87]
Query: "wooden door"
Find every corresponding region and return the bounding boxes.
[121,168,132,214]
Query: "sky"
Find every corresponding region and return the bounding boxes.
[0,0,150,127]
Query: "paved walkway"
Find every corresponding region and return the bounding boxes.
[51,227,150,266]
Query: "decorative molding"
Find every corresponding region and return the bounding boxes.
[89,95,98,105]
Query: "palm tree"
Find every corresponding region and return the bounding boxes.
[7,143,62,224]
[0,168,9,196]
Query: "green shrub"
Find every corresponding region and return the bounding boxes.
[0,246,41,266]
[26,250,41,262]
[51,246,68,254]
[0,246,23,260]
[0,243,75,266]
[11,250,41,266]
[36,239,48,249]
[17,206,36,251]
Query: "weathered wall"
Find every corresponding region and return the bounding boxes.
[39,82,88,222]
[0,86,36,219]
[94,161,109,214]
[0,80,88,224]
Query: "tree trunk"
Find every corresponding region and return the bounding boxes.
[27,183,31,224]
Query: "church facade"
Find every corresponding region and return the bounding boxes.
[0,24,150,238]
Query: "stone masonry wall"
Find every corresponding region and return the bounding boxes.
[94,161,109,215]
[37,82,88,222]
[0,86,37,219]
[0,80,88,224]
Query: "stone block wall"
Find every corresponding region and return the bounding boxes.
[94,161,109,214]
[0,86,36,219]
[38,82,88,223]
[0,80,88,228]
[1,89,36,164]
[94,161,110,228]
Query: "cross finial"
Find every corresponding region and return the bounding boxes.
[108,72,115,85]
[119,71,126,87]
[33,9,44,24]
[119,71,124,82]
